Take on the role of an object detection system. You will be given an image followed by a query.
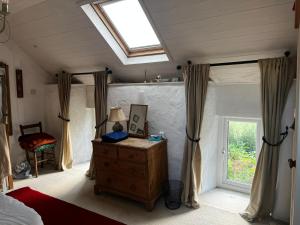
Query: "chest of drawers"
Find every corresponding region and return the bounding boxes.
[93,137,168,211]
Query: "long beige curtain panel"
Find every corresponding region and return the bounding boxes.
[86,71,108,179]
[241,57,295,222]
[1,73,8,124]
[57,72,73,170]
[0,123,11,184]
[181,64,210,208]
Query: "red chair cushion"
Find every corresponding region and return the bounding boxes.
[18,133,57,152]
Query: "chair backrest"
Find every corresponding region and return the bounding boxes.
[19,122,42,136]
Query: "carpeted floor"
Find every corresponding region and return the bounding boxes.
[12,163,287,225]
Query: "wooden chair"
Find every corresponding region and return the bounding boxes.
[19,122,56,177]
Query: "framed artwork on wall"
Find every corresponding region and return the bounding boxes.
[16,69,23,98]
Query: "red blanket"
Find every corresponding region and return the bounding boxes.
[7,187,125,225]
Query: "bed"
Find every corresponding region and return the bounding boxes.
[7,187,125,225]
[0,192,43,225]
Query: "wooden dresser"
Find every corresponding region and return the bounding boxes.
[93,137,168,210]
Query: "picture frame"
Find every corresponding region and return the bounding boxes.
[16,69,24,98]
[128,104,148,138]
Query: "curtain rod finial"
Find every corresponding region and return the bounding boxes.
[177,65,182,70]
[187,60,192,65]
[285,51,290,57]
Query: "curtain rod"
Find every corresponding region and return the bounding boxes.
[55,67,112,77]
[177,51,291,70]
[71,71,105,76]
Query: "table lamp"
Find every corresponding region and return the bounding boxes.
[109,107,126,132]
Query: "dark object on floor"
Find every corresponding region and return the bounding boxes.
[102,131,128,143]
[7,187,125,225]
[163,180,183,210]
[13,161,31,179]
[18,122,56,177]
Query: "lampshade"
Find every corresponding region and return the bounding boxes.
[108,107,126,122]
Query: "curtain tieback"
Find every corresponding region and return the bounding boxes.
[262,126,289,147]
[58,113,70,122]
[95,115,108,129]
[186,128,200,142]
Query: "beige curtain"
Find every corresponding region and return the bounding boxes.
[57,72,73,170]
[0,123,11,182]
[241,57,294,222]
[1,73,8,125]
[86,72,108,179]
[181,64,210,208]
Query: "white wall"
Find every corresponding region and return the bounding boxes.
[215,83,295,222]
[0,41,49,166]
[216,84,261,118]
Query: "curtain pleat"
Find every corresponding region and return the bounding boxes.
[0,123,11,182]
[1,73,8,125]
[86,72,107,179]
[181,64,210,208]
[241,57,294,222]
[57,72,73,170]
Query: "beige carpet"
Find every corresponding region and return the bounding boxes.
[12,163,286,225]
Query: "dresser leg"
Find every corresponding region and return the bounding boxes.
[145,199,155,211]
[94,185,102,195]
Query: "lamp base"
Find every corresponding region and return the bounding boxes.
[112,121,123,132]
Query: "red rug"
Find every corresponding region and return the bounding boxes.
[7,187,125,225]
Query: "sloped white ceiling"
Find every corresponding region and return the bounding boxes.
[8,0,297,83]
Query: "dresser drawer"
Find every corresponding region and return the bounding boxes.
[119,147,146,163]
[121,177,147,198]
[98,172,147,198]
[118,161,146,178]
[96,157,119,172]
[97,172,120,190]
[94,144,117,159]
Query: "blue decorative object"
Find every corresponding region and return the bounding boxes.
[148,135,161,142]
[102,131,128,143]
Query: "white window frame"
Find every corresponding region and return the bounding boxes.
[81,2,169,65]
[219,116,262,193]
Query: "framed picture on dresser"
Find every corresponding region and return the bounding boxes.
[128,104,148,138]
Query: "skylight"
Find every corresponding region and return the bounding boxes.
[81,0,169,65]
[101,0,161,50]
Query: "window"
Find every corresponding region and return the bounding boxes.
[81,0,169,65]
[221,118,261,192]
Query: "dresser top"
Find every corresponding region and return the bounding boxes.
[93,137,165,149]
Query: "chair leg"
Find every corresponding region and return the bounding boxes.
[41,152,44,168]
[53,152,57,170]
[34,152,38,178]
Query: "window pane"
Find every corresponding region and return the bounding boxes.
[227,121,257,185]
[101,0,161,49]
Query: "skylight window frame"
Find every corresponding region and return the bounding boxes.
[91,1,166,58]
